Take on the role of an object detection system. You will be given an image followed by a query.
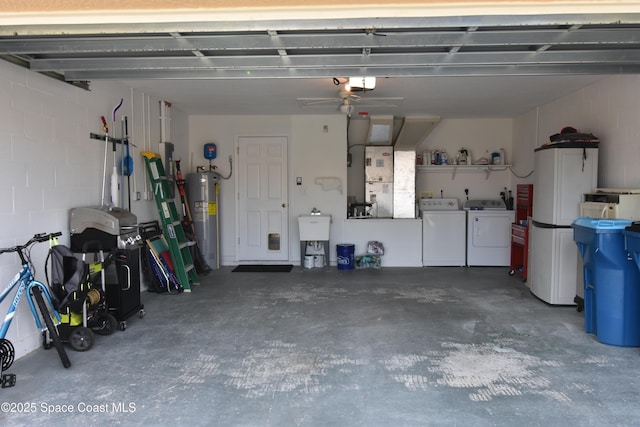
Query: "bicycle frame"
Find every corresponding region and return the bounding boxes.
[0,262,61,339]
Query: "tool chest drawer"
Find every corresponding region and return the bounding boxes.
[511,223,527,239]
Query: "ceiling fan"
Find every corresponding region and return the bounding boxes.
[297,80,403,116]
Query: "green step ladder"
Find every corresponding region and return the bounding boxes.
[142,151,198,292]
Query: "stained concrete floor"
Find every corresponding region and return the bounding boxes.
[2,266,640,426]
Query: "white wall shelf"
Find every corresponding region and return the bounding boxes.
[417,165,511,180]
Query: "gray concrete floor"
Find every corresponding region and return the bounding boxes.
[2,266,640,426]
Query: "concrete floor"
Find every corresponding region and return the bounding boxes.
[2,266,640,426]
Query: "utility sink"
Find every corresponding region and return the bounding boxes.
[298,215,331,241]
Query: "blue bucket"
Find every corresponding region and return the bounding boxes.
[336,244,355,270]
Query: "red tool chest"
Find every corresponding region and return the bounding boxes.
[509,184,533,281]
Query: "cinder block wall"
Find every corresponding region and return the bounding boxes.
[0,60,179,360]
[514,75,640,190]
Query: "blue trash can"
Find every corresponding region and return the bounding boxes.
[336,244,355,270]
[572,218,640,347]
[624,222,640,270]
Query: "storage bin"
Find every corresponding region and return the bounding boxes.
[336,244,355,270]
[572,218,640,346]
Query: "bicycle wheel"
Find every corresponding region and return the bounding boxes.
[30,286,71,369]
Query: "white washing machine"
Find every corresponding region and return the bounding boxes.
[464,199,515,266]
[421,198,466,266]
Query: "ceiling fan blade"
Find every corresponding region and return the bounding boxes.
[298,96,403,109]
[356,97,404,107]
[297,98,341,107]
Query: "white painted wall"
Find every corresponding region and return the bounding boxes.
[290,116,348,260]
[511,109,538,186]
[514,75,640,190]
[0,60,187,359]
[416,118,514,202]
[188,115,347,265]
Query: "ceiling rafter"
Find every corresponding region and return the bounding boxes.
[2,29,640,54]
[27,50,640,71]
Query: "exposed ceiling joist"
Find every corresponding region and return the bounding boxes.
[58,64,640,81]
[2,19,640,81]
[1,11,639,117]
[2,29,639,54]
[28,50,640,73]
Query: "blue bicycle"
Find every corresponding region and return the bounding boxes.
[0,232,71,387]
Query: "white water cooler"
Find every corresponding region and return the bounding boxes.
[187,171,221,270]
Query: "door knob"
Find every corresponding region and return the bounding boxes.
[282,203,287,208]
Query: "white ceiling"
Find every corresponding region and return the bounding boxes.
[118,74,606,117]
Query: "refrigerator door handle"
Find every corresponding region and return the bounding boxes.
[531,219,572,229]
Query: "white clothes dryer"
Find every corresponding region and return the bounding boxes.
[463,199,515,266]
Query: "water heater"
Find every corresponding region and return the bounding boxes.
[186,172,220,270]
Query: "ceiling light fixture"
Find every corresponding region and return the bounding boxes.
[347,76,376,92]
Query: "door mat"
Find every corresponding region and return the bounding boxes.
[232,264,294,273]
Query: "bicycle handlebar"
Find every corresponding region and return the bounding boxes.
[32,232,62,243]
[0,232,62,254]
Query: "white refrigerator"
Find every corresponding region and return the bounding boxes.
[528,142,599,305]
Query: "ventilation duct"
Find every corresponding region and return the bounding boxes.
[365,115,440,148]
[366,115,394,146]
[393,116,440,218]
[393,116,440,151]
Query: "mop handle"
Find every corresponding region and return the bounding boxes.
[100,116,109,205]
[112,99,123,152]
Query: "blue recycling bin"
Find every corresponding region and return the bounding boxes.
[624,222,640,267]
[572,218,640,347]
[624,221,640,290]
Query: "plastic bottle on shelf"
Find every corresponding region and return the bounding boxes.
[457,148,468,165]
[491,151,500,165]
[499,148,506,165]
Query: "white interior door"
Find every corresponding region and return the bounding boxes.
[237,136,289,261]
